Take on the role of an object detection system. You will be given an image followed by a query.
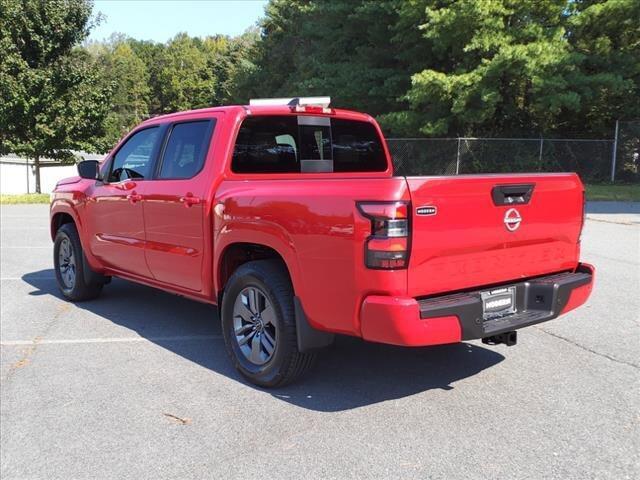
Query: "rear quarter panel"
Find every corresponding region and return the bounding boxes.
[214,178,409,335]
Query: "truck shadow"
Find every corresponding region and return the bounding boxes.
[22,270,505,412]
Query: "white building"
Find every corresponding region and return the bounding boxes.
[0,153,106,194]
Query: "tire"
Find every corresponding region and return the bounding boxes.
[221,260,316,387]
[53,223,104,301]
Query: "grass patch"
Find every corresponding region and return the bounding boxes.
[0,193,50,204]
[585,184,640,202]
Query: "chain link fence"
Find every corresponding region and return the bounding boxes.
[615,121,640,183]
[388,137,623,183]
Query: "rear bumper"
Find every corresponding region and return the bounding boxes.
[360,263,595,347]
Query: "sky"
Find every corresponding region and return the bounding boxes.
[89,0,268,43]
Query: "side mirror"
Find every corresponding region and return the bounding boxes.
[77,160,100,180]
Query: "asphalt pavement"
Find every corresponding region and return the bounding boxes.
[1,203,638,479]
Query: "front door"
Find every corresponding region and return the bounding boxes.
[86,126,162,278]
[140,119,216,291]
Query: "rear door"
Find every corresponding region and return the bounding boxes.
[140,118,217,291]
[406,174,584,297]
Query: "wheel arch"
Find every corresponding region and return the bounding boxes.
[216,242,296,304]
[50,201,102,273]
[50,211,76,240]
[215,240,334,353]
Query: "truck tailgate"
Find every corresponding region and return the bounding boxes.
[406,173,584,297]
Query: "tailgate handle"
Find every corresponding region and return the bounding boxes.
[491,184,534,205]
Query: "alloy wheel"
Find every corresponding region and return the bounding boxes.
[232,286,277,365]
[58,237,76,289]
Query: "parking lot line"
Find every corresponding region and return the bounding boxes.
[1,277,55,280]
[0,335,222,346]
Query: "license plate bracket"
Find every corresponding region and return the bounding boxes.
[481,287,516,319]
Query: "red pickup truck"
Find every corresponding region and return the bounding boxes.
[50,97,594,386]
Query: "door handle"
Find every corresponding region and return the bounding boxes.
[114,180,137,191]
[179,194,201,207]
[126,192,143,204]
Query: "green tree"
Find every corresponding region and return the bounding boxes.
[564,0,640,134]
[240,0,412,115]
[389,0,577,136]
[200,35,231,105]
[157,33,212,112]
[200,30,260,105]
[243,0,639,139]
[91,36,151,147]
[388,0,640,137]
[128,38,166,113]
[0,0,111,192]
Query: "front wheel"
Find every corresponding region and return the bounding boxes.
[221,260,316,387]
[53,223,104,301]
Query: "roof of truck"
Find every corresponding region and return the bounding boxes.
[140,104,375,126]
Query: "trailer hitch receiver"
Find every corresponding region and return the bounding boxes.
[482,331,517,347]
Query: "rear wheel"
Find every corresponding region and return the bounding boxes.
[54,223,104,301]
[221,260,316,387]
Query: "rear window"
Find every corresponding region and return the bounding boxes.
[231,115,387,174]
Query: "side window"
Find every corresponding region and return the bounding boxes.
[158,120,214,179]
[232,116,299,173]
[109,127,160,182]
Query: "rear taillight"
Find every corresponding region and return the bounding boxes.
[357,201,410,269]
